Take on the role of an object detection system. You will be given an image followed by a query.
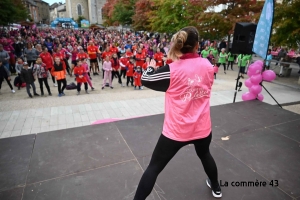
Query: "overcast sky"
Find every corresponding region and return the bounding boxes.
[44,0,65,5]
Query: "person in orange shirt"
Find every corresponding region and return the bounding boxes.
[51,57,67,97]
[153,48,164,67]
[133,66,142,90]
[110,44,118,55]
[87,41,100,75]
[76,47,89,60]
[125,48,133,58]
[119,53,128,79]
[40,47,56,86]
[142,57,150,71]
[126,57,135,87]
[135,48,145,68]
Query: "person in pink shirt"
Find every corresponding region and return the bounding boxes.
[134,26,221,199]
[102,56,113,89]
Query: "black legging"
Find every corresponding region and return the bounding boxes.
[38,78,51,94]
[57,79,66,94]
[77,82,88,91]
[27,60,36,68]
[47,68,55,84]
[120,69,126,78]
[0,77,13,90]
[126,76,133,86]
[112,70,122,83]
[134,133,219,200]
[218,63,226,72]
[227,61,234,70]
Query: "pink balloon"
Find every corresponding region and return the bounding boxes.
[248,63,262,75]
[242,92,256,101]
[257,93,264,101]
[262,70,276,82]
[247,69,256,77]
[250,74,263,85]
[254,60,264,67]
[250,85,262,94]
[245,78,253,88]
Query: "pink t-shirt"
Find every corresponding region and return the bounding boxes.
[163,54,214,141]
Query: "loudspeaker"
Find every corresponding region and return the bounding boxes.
[231,22,257,55]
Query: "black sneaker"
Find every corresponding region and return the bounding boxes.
[206,179,222,198]
[29,94,33,98]
[34,93,40,96]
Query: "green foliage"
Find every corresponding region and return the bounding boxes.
[272,0,300,48]
[148,0,200,33]
[112,0,136,25]
[0,0,28,25]
[77,15,86,27]
[195,0,263,40]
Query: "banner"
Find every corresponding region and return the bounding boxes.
[252,0,274,59]
[81,20,90,28]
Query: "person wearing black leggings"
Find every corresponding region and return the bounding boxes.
[134,26,221,200]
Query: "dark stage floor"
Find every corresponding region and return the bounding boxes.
[0,101,299,200]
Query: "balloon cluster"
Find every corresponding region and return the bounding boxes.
[242,60,276,101]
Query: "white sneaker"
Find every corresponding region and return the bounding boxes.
[54,83,57,87]
[122,84,125,87]
[11,90,15,93]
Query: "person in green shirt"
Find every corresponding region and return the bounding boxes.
[218,48,227,74]
[237,54,250,78]
[209,45,219,59]
[201,46,210,58]
[227,51,235,70]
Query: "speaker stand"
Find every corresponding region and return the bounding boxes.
[260,83,282,108]
[233,67,243,103]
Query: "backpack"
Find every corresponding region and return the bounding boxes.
[66,82,77,90]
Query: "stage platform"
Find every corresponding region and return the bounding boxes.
[0,101,299,200]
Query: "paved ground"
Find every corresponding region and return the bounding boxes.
[0,59,299,138]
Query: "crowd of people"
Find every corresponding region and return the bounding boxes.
[2,26,294,98]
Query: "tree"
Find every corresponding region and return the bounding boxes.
[194,0,263,42]
[272,0,300,48]
[148,0,203,33]
[111,0,136,26]
[132,0,153,31]
[102,0,118,26]
[76,15,86,27]
[0,0,28,26]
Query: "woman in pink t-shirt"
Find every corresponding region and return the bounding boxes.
[134,27,221,199]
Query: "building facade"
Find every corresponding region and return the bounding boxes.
[22,0,39,23]
[49,3,59,22]
[34,0,50,24]
[65,0,106,25]
[57,3,67,18]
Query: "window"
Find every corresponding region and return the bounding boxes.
[77,4,82,16]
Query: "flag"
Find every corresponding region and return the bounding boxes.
[252,0,274,59]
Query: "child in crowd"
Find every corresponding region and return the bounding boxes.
[119,53,128,79]
[126,57,135,87]
[0,60,15,94]
[227,50,234,70]
[142,57,150,71]
[207,50,215,65]
[133,66,142,90]
[15,58,24,90]
[20,62,39,98]
[74,59,89,95]
[102,56,113,89]
[33,57,52,96]
[82,59,94,90]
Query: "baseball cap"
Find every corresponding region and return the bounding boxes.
[23,62,29,66]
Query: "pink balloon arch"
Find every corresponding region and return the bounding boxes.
[242,60,276,102]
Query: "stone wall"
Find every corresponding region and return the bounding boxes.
[66,0,89,22]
